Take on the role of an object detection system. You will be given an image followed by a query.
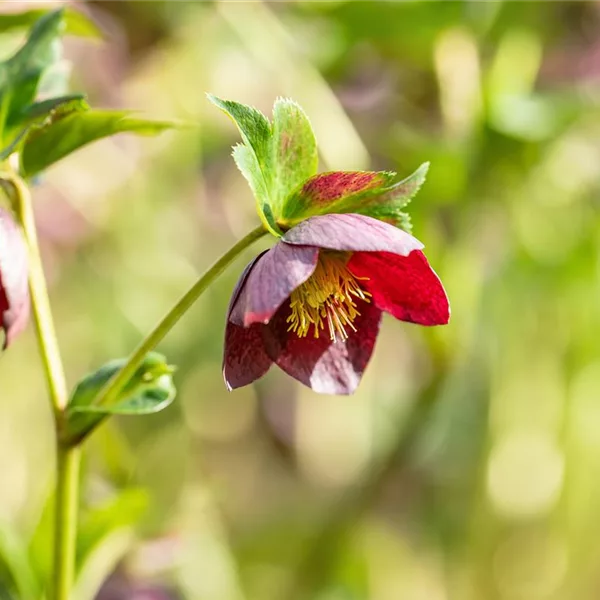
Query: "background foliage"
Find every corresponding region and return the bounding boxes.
[1,1,600,599]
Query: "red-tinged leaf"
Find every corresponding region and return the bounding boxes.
[279,163,429,232]
[0,208,29,347]
[283,171,392,215]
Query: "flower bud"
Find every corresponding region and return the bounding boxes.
[0,207,30,348]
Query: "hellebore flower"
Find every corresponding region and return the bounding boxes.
[0,207,29,348]
[223,213,449,395]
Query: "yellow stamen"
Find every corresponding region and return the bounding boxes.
[287,253,371,342]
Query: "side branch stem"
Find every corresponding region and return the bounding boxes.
[91,224,267,410]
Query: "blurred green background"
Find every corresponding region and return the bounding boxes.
[2,1,600,598]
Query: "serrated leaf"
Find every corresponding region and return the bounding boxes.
[231,143,279,233]
[20,109,175,176]
[0,8,102,39]
[208,94,280,234]
[207,95,271,163]
[209,95,319,235]
[361,206,413,232]
[279,162,429,232]
[65,353,176,443]
[270,98,318,216]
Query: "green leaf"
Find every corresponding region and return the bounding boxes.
[0,9,65,133]
[271,97,318,218]
[207,95,271,163]
[19,93,87,122]
[73,529,135,600]
[279,162,429,232]
[231,142,274,224]
[65,352,176,443]
[208,94,280,234]
[208,95,318,235]
[0,8,102,39]
[0,94,88,160]
[73,490,150,600]
[77,489,148,566]
[20,109,176,176]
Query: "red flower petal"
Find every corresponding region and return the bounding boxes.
[282,213,423,255]
[223,321,272,390]
[234,242,319,326]
[262,298,382,395]
[0,208,29,348]
[349,250,450,326]
[223,255,273,389]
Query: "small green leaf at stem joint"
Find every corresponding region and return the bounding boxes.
[64,352,176,445]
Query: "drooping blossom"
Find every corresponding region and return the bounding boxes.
[223,213,449,394]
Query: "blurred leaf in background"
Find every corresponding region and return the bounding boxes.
[2,1,600,600]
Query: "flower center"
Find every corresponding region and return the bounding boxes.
[287,253,371,342]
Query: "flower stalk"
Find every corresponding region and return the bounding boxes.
[87,223,267,412]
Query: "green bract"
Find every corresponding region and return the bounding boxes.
[208,94,318,235]
[209,95,429,234]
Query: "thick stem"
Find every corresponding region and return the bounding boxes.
[53,446,81,600]
[92,223,267,410]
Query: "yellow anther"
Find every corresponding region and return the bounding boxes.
[286,253,371,342]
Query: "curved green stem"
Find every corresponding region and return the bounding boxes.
[8,173,68,417]
[91,223,267,411]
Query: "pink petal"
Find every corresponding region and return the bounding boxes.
[262,298,382,395]
[282,213,423,255]
[0,208,29,348]
[348,250,450,326]
[233,242,319,326]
